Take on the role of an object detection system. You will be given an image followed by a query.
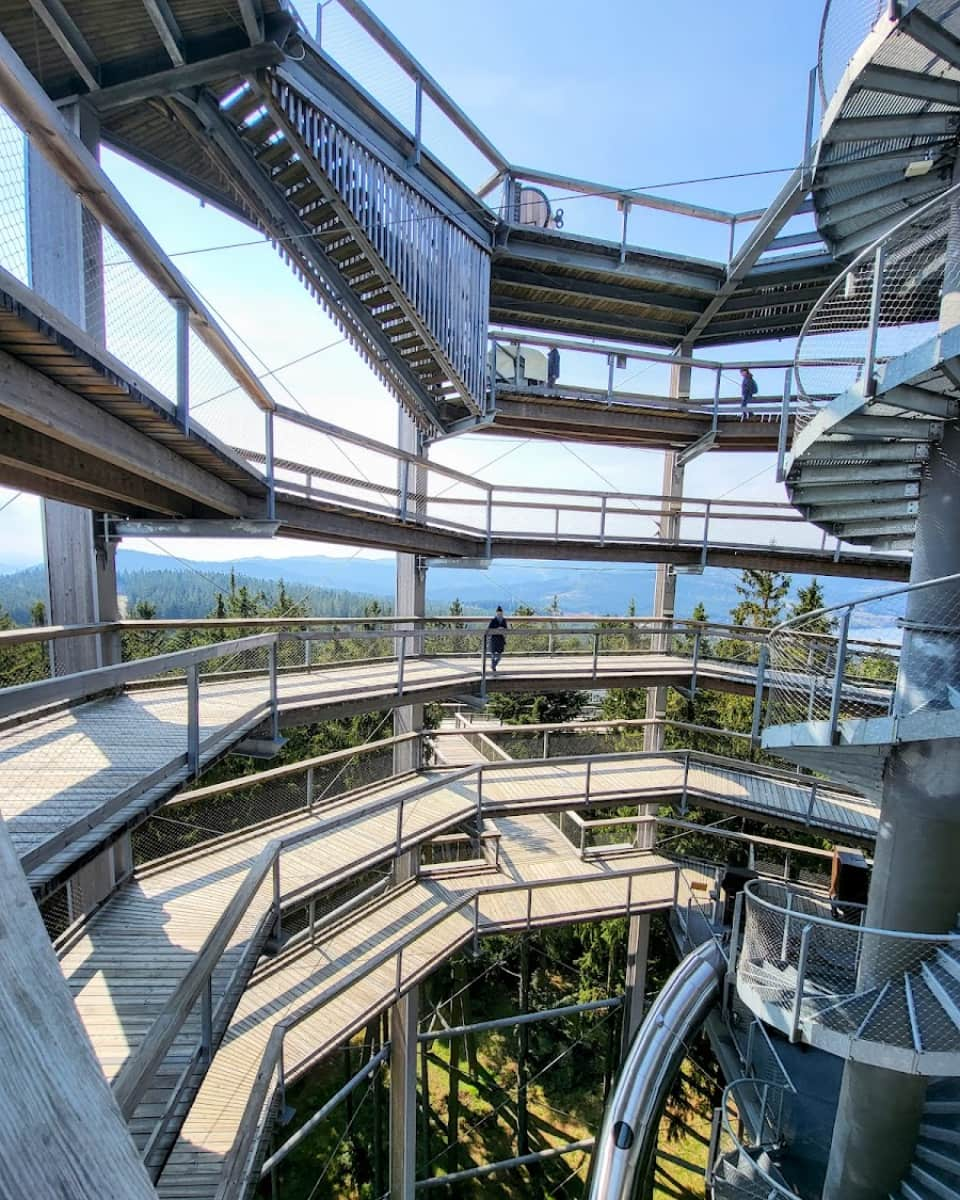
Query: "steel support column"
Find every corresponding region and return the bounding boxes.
[394,409,427,775]
[620,912,651,1060]
[823,175,960,1200]
[389,982,419,1200]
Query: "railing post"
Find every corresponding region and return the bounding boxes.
[618,198,631,264]
[745,1019,756,1073]
[758,1083,770,1145]
[488,338,497,415]
[828,608,852,744]
[308,896,316,943]
[480,633,488,699]
[272,856,282,943]
[790,925,813,1042]
[475,766,483,836]
[710,368,721,435]
[681,753,690,815]
[395,793,406,857]
[269,640,279,744]
[200,974,213,1065]
[398,458,410,518]
[690,629,701,700]
[780,891,794,963]
[265,409,276,521]
[397,632,406,697]
[606,353,615,402]
[751,643,769,750]
[485,488,493,558]
[174,299,190,433]
[700,501,711,571]
[411,76,423,166]
[801,65,818,187]
[585,757,592,806]
[186,663,200,777]
[542,730,549,759]
[777,367,792,482]
[599,495,607,546]
[863,244,886,398]
[592,630,600,678]
[805,781,817,825]
[306,765,315,815]
[579,817,586,858]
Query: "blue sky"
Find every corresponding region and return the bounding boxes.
[0,0,829,572]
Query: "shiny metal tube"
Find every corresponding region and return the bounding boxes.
[587,939,725,1200]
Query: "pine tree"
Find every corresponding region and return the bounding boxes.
[731,569,791,629]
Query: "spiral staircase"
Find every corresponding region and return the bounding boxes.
[714,4,960,1199]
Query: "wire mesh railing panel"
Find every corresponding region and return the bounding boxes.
[132,742,397,866]
[795,187,953,416]
[740,880,960,1058]
[819,0,888,107]
[763,576,960,740]
[0,637,55,687]
[101,230,177,397]
[0,109,27,283]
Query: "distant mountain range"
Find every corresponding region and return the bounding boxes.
[0,548,894,626]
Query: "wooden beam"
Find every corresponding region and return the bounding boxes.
[140,0,185,65]
[25,0,100,91]
[0,346,250,515]
[0,814,157,1199]
[87,43,284,113]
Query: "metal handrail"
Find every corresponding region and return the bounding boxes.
[112,762,482,1120]
[769,570,960,636]
[712,1078,798,1199]
[745,878,960,943]
[217,860,675,1199]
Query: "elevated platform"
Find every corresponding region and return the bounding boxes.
[0,645,881,893]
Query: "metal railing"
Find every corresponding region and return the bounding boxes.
[763,572,960,745]
[738,879,960,1061]
[110,761,484,1125]
[243,403,822,558]
[794,183,960,427]
[710,1079,799,1200]
[215,861,675,1200]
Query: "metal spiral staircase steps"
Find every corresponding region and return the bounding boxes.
[785,327,960,552]
[738,943,960,1074]
[814,0,960,259]
[183,70,491,435]
[892,1081,960,1199]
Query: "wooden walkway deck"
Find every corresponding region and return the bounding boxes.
[0,652,764,888]
[154,815,684,1199]
[55,746,874,1190]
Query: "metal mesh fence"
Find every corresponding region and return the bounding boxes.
[0,109,27,282]
[795,186,953,410]
[763,576,960,739]
[818,0,888,107]
[132,742,397,866]
[739,879,960,1058]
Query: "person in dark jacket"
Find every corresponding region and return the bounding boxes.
[487,606,508,673]
[739,367,758,418]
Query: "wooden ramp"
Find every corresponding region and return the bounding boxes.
[155,817,682,1200]
[0,651,763,889]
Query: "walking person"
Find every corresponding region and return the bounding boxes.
[739,366,758,419]
[487,606,508,673]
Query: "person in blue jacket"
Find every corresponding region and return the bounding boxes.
[739,367,758,418]
[487,606,508,673]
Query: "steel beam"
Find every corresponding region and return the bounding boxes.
[877,385,959,418]
[792,439,929,462]
[806,498,919,522]
[683,167,810,345]
[794,461,922,484]
[815,143,956,189]
[819,174,949,229]
[858,63,960,105]
[238,0,264,43]
[831,112,960,141]
[901,7,960,71]
[793,480,920,505]
[832,415,940,439]
[492,264,706,315]
[489,295,688,340]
